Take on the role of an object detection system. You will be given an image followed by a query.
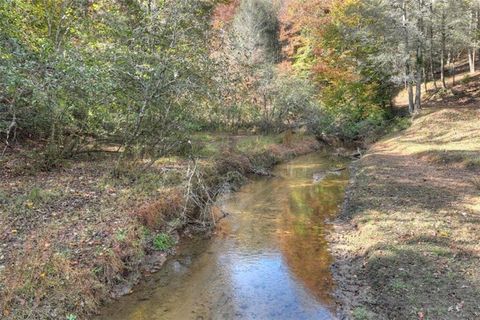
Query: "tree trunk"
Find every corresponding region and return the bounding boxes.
[403,0,415,114]
[408,81,414,114]
[440,53,446,88]
[423,66,428,92]
[414,0,424,112]
[440,1,447,89]
[468,48,475,74]
[429,0,437,89]
[468,6,479,74]
[452,59,456,86]
[415,68,422,112]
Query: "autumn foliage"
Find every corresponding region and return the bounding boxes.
[212,0,240,29]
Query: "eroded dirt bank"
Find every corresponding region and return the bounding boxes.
[331,88,480,319]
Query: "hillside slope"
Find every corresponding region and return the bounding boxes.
[332,77,480,319]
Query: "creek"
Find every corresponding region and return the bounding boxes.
[97,152,349,320]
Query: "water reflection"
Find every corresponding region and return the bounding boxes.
[97,152,348,320]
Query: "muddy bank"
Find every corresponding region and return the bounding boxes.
[329,103,480,319]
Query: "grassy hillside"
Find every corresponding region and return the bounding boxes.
[332,76,480,319]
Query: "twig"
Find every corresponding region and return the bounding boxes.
[1,113,17,158]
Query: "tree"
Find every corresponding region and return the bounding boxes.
[1,0,219,167]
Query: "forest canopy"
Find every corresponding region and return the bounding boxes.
[1,0,478,167]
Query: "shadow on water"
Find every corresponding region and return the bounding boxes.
[97,152,349,320]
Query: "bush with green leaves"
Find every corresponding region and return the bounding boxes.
[1,0,218,168]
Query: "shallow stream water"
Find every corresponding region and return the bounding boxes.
[98,152,349,320]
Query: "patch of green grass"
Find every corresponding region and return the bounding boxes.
[92,266,103,275]
[102,163,184,202]
[236,135,282,153]
[27,187,50,204]
[115,229,128,242]
[136,170,182,192]
[6,186,64,214]
[191,132,217,143]
[390,278,408,292]
[195,142,221,158]
[190,132,228,158]
[142,226,152,237]
[429,245,451,257]
[153,233,175,251]
[352,307,372,320]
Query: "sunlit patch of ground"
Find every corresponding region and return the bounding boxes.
[393,65,480,107]
[332,77,480,319]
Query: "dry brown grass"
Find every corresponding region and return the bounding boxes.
[134,188,184,229]
[332,79,480,319]
[215,151,252,175]
[2,231,104,318]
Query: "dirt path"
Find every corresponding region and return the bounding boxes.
[331,83,480,319]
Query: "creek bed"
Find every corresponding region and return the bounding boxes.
[97,152,349,320]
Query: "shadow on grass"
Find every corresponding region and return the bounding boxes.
[361,236,480,319]
[337,151,480,319]
[344,153,477,220]
[416,150,480,170]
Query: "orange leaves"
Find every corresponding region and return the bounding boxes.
[279,0,349,81]
[279,0,365,87]
[282,0,332,27]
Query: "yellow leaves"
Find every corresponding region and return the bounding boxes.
[25,200,34,209]
[437,229,451,238]
[331,0,362,28]
[0,53,13,60]
[91,2,102,12]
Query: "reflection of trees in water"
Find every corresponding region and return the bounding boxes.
[277,175,348,307]
[220,157,348,307]
[222,177,288,251]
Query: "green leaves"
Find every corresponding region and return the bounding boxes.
[1,0,218,167]
[153,233,175,251]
